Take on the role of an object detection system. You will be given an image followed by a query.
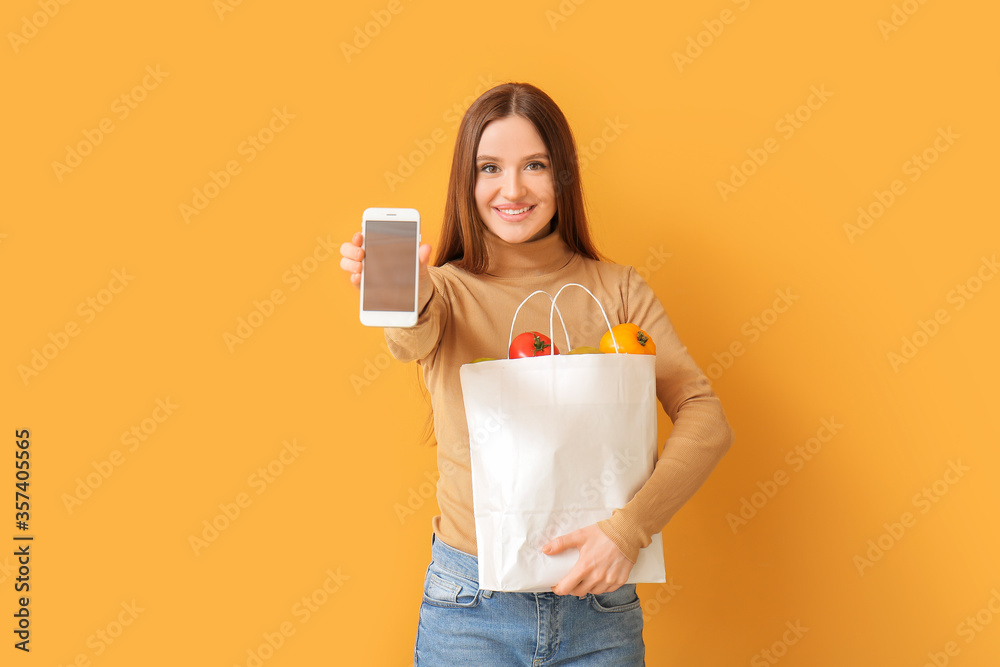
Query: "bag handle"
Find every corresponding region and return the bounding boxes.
[549,282,621,354]
[506,290,572,358]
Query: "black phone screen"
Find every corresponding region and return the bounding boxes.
[362,220,418,312]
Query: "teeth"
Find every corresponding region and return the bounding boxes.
[498,206,531,215]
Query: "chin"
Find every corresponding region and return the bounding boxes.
[504,228,545,244]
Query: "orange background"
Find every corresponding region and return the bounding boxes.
[3,0,999,664]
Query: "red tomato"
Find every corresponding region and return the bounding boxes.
[509,331,560,358]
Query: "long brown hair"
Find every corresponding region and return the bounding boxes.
[434,82,607,272]
[419,82,608,447]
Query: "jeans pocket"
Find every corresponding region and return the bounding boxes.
[589,583,641,613]
[421,561,483,609]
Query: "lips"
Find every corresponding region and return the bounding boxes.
[495,205,533,215]
[493,204,536,221]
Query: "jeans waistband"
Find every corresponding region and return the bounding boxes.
[431,532,480,583]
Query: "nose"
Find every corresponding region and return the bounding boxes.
[500,168,526,201]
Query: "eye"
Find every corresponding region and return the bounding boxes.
[526,161,547,171]
[479,163,499,174]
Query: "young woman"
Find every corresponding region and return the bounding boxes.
[340,82,735,665]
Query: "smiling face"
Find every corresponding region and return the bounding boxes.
[474,115,557,244]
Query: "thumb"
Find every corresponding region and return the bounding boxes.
[418,242,432,275]
[542,532,577,555]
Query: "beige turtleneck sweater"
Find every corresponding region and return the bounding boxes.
[384,225,735,564]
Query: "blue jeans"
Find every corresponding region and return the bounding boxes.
[414,532,645,666]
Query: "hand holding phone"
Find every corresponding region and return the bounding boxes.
[340,232,432,290]
[352,207,425,327]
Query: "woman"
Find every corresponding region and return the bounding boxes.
[340,82,735,665]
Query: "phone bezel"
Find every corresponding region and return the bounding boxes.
[359,207,421,328]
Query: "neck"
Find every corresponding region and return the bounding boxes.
[481,223,576,278]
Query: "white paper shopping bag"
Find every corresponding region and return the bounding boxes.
[459,283,666,592]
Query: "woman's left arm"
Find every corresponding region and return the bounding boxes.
[595,266,735,562]
[544,266,735,595]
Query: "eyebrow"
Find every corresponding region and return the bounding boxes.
[475,153,550,162]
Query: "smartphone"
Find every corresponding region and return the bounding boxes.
[359,207,421,327]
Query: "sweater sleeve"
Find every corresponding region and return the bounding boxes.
[383,266,449,363]
[596,267,735,563]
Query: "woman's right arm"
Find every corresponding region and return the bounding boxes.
[339,231,447,362]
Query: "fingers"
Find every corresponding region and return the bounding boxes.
[554,573,622,597]
[546,525,632,596]
[340,234,432,291]
[592,583,621,595]
[340,234,364,259]
[553,574,596,597]
[339,255,361,271]
[340,232,365,289]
